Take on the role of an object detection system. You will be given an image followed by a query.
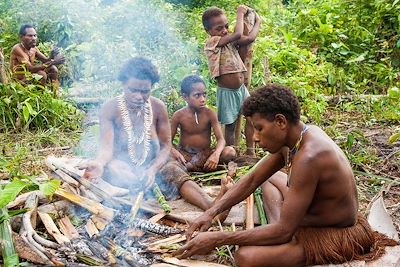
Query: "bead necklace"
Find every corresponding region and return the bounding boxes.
[117,95,153,166]
[286,124,309,185]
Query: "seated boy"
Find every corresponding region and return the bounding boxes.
[171,75,237,172]
[202,5,261,155]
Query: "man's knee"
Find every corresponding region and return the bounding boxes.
[46,65,58,74]
[37,70,48,82]
[220,146,237,163]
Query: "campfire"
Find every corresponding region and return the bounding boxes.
[3,156,234,266]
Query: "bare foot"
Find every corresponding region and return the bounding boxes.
[213,175,234,223]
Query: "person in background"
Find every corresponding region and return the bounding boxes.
[171,75,236,172]
[202,5,261,156]
[10,24,65,90]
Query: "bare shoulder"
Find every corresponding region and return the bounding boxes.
[299,125,346,167]
[100,98,119,119]
[204,107,217,120]
[172,107,187,120]
[150,96,167,115]
[11,44,22,54]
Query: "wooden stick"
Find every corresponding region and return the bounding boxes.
[217,219,234,262]
[58,216,79,240]
[245,194,254,229]
[37,211,70,244]
[130,191,144,223]
[55,188,114,221]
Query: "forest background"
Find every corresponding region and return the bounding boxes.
[0,0,399,226]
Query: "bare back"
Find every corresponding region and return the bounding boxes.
[284,125,358,228]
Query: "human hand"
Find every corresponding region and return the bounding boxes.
[172,232,219,259]
[203,152,219,171]
[171,148,187,166]
[50,47,60,59]
[185,212,214,241]
[53,54,65,65]
[77,160,104,182]
[237,5,248,15]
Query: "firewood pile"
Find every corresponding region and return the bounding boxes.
[1,156,232,266]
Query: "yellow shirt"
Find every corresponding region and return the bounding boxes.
[204,36,247,79]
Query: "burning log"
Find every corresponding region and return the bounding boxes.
[100,237,156,266]
[37,211,70,244]
[153,183,171,214]
[54,188,114,222]
[46,157,127,207]
[58,217,79,240]
[131,218,181,236]
[85,218,99,238]
[86,240,117,264]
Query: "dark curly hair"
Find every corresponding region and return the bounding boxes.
[242,84,300,123]
[180,75,205,96]
[202,7,224,30]
[118,57,160,85]
[19,24,35,36]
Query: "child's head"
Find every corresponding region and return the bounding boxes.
[181,75,207,109]
[202,7,228,37]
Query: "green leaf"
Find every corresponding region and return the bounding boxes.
[3,98,11,105]
[22,106,30,123]
[0,209,28,224]
[0,180,29,209]
[388,132,400,144]
[39,180,61,197]
[25,102,37,116]
[346,133,355,149]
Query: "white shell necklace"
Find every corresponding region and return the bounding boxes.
[117,95,153,166]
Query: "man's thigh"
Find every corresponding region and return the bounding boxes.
[234,239,305,267]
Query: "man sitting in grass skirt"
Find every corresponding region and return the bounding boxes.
[80,57,233,220]
[173,84,398,267]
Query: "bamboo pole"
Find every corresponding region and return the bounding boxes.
[245,194,255,229]
[0,207,19,267]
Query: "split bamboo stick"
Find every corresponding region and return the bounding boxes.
[55,188,114,221]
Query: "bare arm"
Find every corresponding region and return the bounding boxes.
[96,102,115,165]
[203,109,225,171]
[170,110,187,164]
[217,155,318,246]
[148,98,172,176]
[210,109,225,157]
[80,101,115,180]
[175,153,319,258]
[236,13,261,46]
[185,152,286,237]
[216,6,247,47]
[13,47,47,73]
[36,49,65,66]
[35,49,49,63]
